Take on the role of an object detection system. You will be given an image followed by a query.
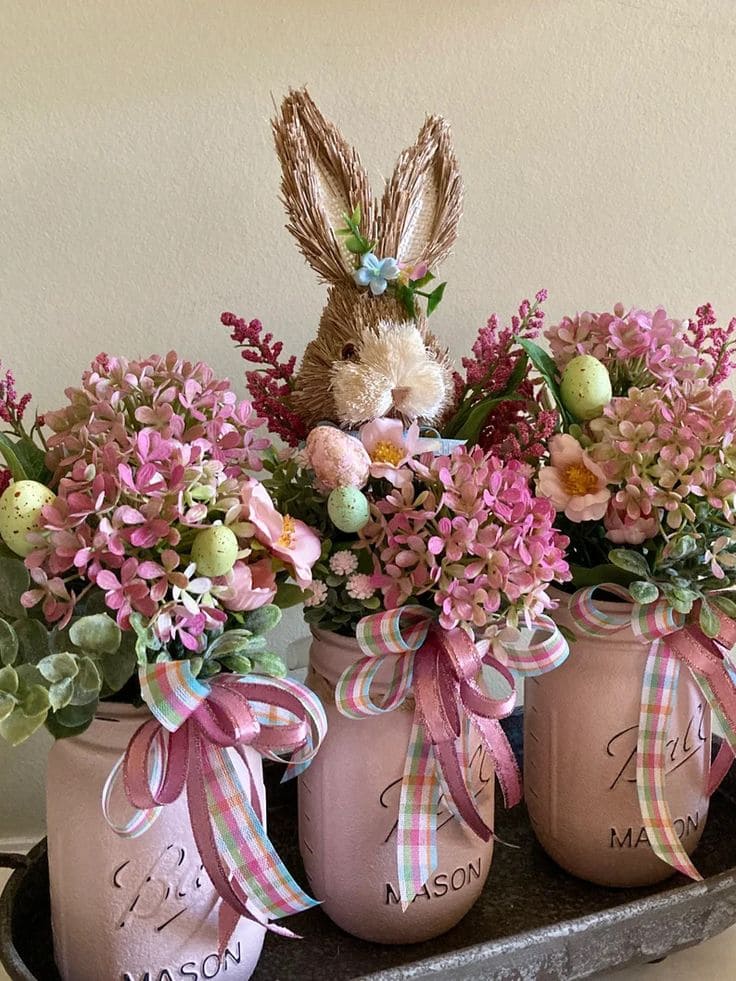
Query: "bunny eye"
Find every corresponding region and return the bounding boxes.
[341,342,358,361]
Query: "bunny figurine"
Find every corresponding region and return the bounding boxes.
[273,88,463,430]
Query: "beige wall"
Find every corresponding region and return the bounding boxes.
[2,0,736,843]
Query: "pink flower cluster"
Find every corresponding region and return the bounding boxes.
[22,352,319,650]
[0,361,32,495]
[586,381,736,542]
[361,444,570,632]
[546,302,736,393]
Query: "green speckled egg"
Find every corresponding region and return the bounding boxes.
[327,486,370,533]
[0,480,56,557]
[191,525,239,578]
[560,355,613,421]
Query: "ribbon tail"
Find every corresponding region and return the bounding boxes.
[397,715,440,909]
[636,645,701,880]
[472,716,522,809]
[199,739,318,922]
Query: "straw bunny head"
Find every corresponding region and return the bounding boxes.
[273,88,463,430]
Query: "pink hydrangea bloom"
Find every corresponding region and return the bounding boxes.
[329,550,359,576]
[537,434,611,522]
[346,573,375,600]
[363,445,570,632]
[20,352,314,652]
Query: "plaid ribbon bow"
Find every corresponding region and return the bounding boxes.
[571,584,736,879]
[335,605,569,905]
[102,662,327,949]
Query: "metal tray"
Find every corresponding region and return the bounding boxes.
[3,712,736,980]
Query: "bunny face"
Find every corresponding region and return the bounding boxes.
[273,89,462,430]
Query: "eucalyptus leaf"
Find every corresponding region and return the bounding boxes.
[241,605,282,635]
[629,580,660,604]
[712,595,736,619]
[0,708,48,746]
[0,619,18,666]
[221,654,253,675]
[608,549,650,578]
[101,641,136,693]
[69,614,121,655]
[20,684,50,717]
[48,677,75,711]
[70,656,102,704]
[52,701,98,729]
[0,664,19,695]
[0,692,16,722]
[0,558,30,619]
[665,535,698,562]
[699,600,721,639]
[13,618,51,664]
[45,712,94,740]
[251,652,287,678]
[37,651,79,684]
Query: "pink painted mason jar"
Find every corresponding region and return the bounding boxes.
[298,628,495,944]
[524,588,711,887]
[46,704,266,981]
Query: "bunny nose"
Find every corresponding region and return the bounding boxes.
[391,386,411,406]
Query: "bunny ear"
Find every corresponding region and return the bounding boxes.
[378,115,463,271]
[273,88,374,284]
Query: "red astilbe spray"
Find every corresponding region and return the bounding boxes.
[221,312,307,447]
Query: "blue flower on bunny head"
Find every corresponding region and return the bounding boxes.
[353,253,400,296]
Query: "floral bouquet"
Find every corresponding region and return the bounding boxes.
[517,301,736,887]
[0,352,327,965]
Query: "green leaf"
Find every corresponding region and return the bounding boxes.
[37,652,79,684]
[274,582,307,609]
[45,712,93,740]
[251,651,287,679]
[712,595,736,619]
[426,282,446,316]
[101,640,136,694]
[664,535,698,562]
[0,434,49,483]
[20,684,50,717]
[569,563,636,588]
[608,549,650,578]
[412,271,435,289]
[220,654,253,675]
[0,558,30,619]
[344,235,364,254]
[0,665,19,695]
[0,692,16,722]
[13,618,50,664]
[71,656,102,705]
[517,338,571,426]
[48,678,74,711]
[0,619,18,666]
[350,203,362,225]
[52,701,98,729]
[629,580,660,604]
[69,614,121,655]
[0,707,47,746]
[240,605,282,636]
[700,600,721,639]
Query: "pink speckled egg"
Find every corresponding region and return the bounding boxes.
[306,426,370,490]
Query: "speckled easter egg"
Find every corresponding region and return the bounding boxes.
[327,486,370,533]
[306,426,370,491]
[560,355,613,421]
[191,525,239,578]
[0,480,56,557]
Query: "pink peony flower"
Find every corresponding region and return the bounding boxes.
[241,479,320,588]
[213,558,277,611]
[538,434,611,522]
